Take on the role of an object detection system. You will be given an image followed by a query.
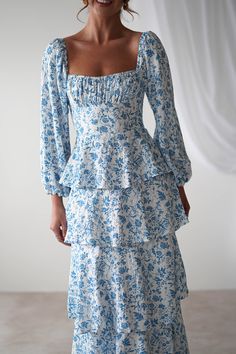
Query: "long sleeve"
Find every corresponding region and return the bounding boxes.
[40,38,71,197]
[143,31,192,186]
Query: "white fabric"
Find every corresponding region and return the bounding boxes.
[147,0,236,173]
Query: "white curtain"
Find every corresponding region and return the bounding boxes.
[145,0,236,173]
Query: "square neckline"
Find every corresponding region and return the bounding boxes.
[61,31,149,79]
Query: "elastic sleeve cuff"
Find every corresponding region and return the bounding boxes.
[43,185,71,198]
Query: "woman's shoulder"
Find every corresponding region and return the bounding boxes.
[142,30,168,64]
[41,37,67,76]
[42,37,65,61]
[143,30,164,49]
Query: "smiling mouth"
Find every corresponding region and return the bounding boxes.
[96,0,113,6]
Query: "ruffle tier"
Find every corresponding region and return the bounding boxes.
[64,171,189,247]
[64,171,190,339]
[59,127,173,190]
[71,300,190,353]
[66,232,189,336]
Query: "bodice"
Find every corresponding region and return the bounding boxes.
[40,30,192,197]
[59,68,172,189]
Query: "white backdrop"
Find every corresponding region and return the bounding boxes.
[0,0,235,291]
[151,0,236,174]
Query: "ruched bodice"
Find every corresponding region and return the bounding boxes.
[40,30,192,196]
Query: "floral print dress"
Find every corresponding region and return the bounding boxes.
[40,30,192,353]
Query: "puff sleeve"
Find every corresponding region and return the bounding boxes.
[143,31,192,186]
[40,39,71,197]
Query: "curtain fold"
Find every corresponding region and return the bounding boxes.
[149,0,236,173]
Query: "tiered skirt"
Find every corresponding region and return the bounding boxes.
[64,170,190,353]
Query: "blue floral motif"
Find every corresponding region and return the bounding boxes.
[143,32,192,187]
[40,38,71,197]
[40,30,192,353]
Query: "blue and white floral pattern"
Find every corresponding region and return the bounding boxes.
[40,30,192,353]
[71,287,189,353]
[64,171,189,247]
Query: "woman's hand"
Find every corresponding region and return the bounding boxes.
[50,195,71,246]
[177,186,191,217]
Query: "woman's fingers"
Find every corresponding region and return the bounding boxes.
[50,224,64,243]
[50,203,70,246]
[61,219,67,238]
[64,243,71,247]
[50,220,67,244]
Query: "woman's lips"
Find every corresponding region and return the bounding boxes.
[96,0,113,7]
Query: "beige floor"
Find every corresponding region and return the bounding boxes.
[0,290,235,354]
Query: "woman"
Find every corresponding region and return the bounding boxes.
[40,0,192,352]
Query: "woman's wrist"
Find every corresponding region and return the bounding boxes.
[177,185,185,195]
[177,185,184,190]
[51,194,64,207]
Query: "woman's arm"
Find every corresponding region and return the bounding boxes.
[40,39,71,244]
[177,185,191,217]
[143,31,192,188]
[50,194,69,245]
[40,38,71,198]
